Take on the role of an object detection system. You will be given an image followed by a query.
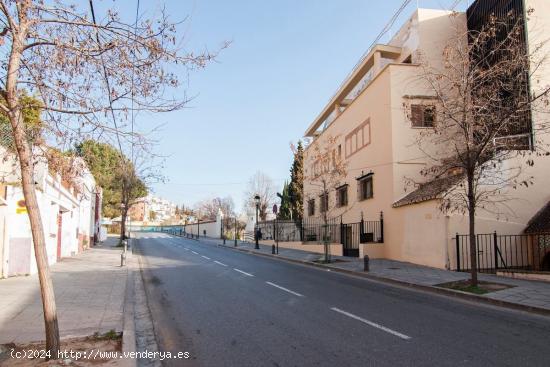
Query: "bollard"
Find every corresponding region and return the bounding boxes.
[272,244,276,254]
[120,251,126,267]
[223,236,226,245]
[363,255,370,272]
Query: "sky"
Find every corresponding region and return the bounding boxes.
[99,0,470,213]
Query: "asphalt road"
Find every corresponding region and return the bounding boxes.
[134,232,550,367]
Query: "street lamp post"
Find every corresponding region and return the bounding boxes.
[254,194,260,249]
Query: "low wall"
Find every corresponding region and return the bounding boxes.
[497,270,550,283]
[360,243,385,259]
[184,220,220,238]
[259,240,343,257]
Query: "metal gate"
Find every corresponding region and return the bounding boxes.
[341,224,359,257]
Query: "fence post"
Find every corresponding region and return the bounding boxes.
[340,217,344,245]
[493,231,499,271]
[360,212,365,237]
[455,233,461,272]
[379,211,384,243]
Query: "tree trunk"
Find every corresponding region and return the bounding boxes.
[120,207,128,243]
[467,175,478,287]
[5,17,60,357]
[9,115,61,356]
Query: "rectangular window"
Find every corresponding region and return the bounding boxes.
[308,199,315,217]
[357,175,373,201]
[336,185,348,207]
[411,105,436,128]
[319,193,329,213]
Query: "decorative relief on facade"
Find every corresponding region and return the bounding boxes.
[345,119,371,158]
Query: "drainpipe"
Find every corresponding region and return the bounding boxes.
[445,214,451,270]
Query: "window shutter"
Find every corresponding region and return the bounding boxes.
[424,106,435,127]
[411,104,423,127]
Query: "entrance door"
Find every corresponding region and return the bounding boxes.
[57,212,62,260]
[342,225,359,257]
[8,238,31,276]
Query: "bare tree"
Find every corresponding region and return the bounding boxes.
[407,11,550,286]
[195,196,235,220]
[119,147,158,242]
[0,1,224,355]
[304,134,348,262]
[244,171,276,221]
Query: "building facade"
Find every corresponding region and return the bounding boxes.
[302,1,550,269]
[0,146,102,277]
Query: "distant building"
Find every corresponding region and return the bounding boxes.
[128,194,177,225]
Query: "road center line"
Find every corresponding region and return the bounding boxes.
[201,255,211,260]
[330,307,411,340]
[191,251,198,255]
[233,268,254,277]
[266,281,304,297]
[214,261,228,267]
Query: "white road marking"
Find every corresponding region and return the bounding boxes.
[330,307,411,340]
[233,268,254,277]
[265,282,304,297]
[214,261,228,267]
[201,255,211,260]
[191,251,198,255]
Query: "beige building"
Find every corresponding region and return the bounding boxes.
[302,2,550,270]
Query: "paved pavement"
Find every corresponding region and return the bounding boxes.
[135,232,550,367]
[0,236,127,344]
[200,236,550,312]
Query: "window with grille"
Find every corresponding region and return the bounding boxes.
[336,185,348,207]
[411,105,436,128]
[357,175,373,201]
[308,199,315,216]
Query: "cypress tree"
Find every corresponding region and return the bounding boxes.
[289,141,304,222]
[278,181,292,220]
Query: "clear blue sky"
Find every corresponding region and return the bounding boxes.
[105,0,469,212]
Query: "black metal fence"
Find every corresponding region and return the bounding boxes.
[256,213,384,257]
[456,232,550,273]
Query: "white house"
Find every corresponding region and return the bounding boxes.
[0,146,102,278]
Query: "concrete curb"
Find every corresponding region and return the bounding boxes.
[121,250,137,367]
[216,243,550,317]
[132,243,163,367]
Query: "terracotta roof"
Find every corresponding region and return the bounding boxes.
[524,202,550,234]
[392,175,463,208]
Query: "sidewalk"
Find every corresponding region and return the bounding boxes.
[193,235,550,314]
[0,236,128,344]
